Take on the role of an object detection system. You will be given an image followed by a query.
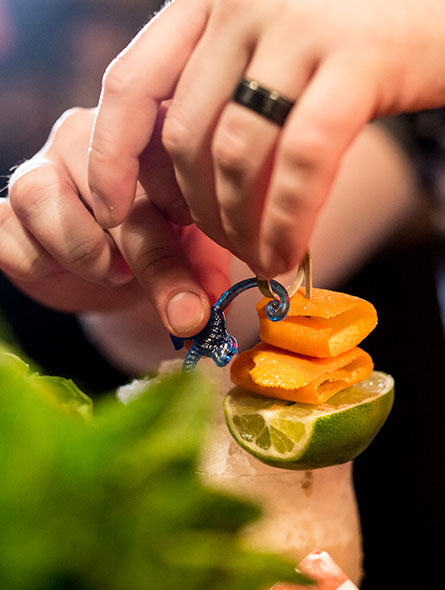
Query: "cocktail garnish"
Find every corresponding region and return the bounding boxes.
[169,251,312,371]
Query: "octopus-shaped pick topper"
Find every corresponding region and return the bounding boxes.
[170,278,291,371]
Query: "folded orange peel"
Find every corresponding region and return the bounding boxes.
[230,342,373,404]
[230,287,377,404]
[257,287,377,358]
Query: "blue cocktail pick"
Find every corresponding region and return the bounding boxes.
[170,278,290,371]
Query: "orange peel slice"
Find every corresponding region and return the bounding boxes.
[257,287,377,358]
[230,343,374,404]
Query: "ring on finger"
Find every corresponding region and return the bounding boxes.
[232,77,295,126]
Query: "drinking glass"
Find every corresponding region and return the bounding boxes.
[199,373,363,586]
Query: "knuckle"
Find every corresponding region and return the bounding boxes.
[52,107,92,138]
[11,255,55,282]
[136,245,180,286]
[267,201,300,232]
[161,110,193,161]
[212,119,256,177]
[221,217,253,252]
[280,128,331,172]
[67,234,107,270]
[213,0,247,24]
[271,185,307,218]
[8,167,37,204]
[101,54,135,98]
[9,168,57,222]
[0,205,55,282]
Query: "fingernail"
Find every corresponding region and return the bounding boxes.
[166,291,207,335]
[92,191,114,228]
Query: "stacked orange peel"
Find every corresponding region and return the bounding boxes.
[230,288,377,405]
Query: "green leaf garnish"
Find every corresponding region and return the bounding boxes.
[0,349,312,589]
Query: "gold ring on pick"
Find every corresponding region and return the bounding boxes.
[256,250,312,300]
[256,279,276,299]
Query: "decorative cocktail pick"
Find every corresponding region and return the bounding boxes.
[170,251,312,371]
[170,278,289,371]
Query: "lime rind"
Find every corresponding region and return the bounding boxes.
[223,371,394,470]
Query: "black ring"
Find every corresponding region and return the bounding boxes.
[232,77,295,126]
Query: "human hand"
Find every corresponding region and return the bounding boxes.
[88,0,445,278]
[4,107,230,338]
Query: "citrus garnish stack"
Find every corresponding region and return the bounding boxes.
[223,287,394,470]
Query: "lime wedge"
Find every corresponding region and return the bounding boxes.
[223,371,394,470]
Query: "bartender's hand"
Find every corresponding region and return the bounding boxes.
[88,0,445,278]
[4,107,230,338]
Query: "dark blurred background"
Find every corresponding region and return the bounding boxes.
[0,0,163,184]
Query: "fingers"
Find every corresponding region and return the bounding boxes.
[110,192,227,337]
[6,108,135,293]
[0,198,140,312]
[210,17,315,269]
[5,103,228,336]
[8,161,132,286]
[138,102,192,227]
[86,0,445,288]
[0,198,60,281]
[5,157,225,329]
[161,1,259,250]
[259,56,376,275]
[88,0,210,228]
[161,0,344,275]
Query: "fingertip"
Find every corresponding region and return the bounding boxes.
[91,186,133,229]
[258,242,300,279]
[88,140,140,228]
[165,290,210,338]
